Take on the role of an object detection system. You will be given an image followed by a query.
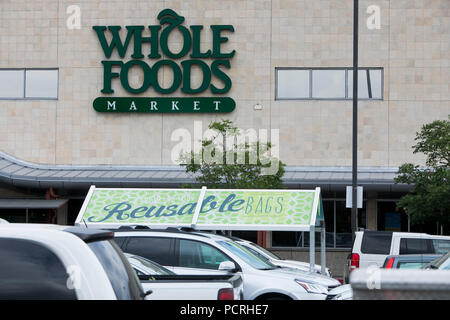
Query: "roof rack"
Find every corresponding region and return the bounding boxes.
[111,226,211,238]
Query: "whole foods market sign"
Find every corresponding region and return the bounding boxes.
[75,186,323,231]
[93,9,236,113]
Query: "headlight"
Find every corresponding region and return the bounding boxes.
[295,280,328,294]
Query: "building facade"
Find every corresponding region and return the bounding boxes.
[0,0,449,273]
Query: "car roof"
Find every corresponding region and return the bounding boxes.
[0,223,114,243]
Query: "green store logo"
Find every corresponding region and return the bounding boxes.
[93,9,236,113]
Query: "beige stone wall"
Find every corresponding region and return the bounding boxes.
[0,0,448,167]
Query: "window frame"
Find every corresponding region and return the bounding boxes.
[0,68,59,100]
[275,67,383,101]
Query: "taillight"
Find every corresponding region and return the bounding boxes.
[385,257,395,269]
[218,288,234,300]
[350,253,360,270]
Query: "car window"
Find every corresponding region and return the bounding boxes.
[0,237,77,300]
[243,245,270,262]
[112,236,127,249]
[361,232,392,254]
[127,255,175,275]
[178,239,229,270]
[88,240,143,300]
[423,251,450,270]
[218,241,277,270]
[432,240,450,255]
[397,262,428,269]
[124,237,174,266]
[248,242,281,260]
[439,257,450,270]
[399,238,433,255]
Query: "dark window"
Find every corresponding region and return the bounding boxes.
[377,201,408,232]
[335,201,353,248]
[361,232,392,254]
[112,236,127,249]
[0,238,77,300]
[399,238,434,255]
[124,237,174,266]
[88,240,143,300]
[177,239,229,270]
[231,231,257,243]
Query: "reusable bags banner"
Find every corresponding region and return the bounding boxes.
[76,186,322,231]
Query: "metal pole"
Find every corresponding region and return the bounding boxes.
[309,225,315,273]
[351,0,359,242]
[321,226,326,275]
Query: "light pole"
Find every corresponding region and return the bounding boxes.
[351,0,359,241]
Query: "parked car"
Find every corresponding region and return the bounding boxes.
[326,284,353,300]
[347,231,450,274]
[233,237,332,277]
[382,254,442,269]
[422,251,450,270]
[112,227,342,300]
[126,253,243,300]
[0,224,146,300]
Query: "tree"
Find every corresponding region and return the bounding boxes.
[180,119,285,189]
[394,116,450,227]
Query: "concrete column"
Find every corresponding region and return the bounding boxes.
[57,203,68,225]
[266,231,272,248]
[367,192,377,231]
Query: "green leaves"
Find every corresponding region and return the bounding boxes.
[395,116,450,226]
[413,116,450,168]
[181,119,285,190]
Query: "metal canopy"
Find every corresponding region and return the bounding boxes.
[0,150,407,191]
[0,199,68,209]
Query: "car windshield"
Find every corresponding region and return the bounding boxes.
[126,254,175,275]
[88,240,144,300]
[246,242,281,260]
[217,240,277,270]
[422,251,450,270]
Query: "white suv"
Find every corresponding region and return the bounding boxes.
[349,231,450,272]
[112,228,341,300]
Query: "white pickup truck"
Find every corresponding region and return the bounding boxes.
[126,253,243,300]
[0,224,146,300]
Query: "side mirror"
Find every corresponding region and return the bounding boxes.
[141,290,153,298]
[218,261,237,272]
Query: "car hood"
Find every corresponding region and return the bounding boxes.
[261,267,340,288]
[272,259,323,272]
[327,284,353,300]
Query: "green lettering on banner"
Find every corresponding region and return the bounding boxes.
[78,188,321,231]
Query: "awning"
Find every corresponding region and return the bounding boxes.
[0,199,68,209]
[75,186,323,231]
[0,149,407,191]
